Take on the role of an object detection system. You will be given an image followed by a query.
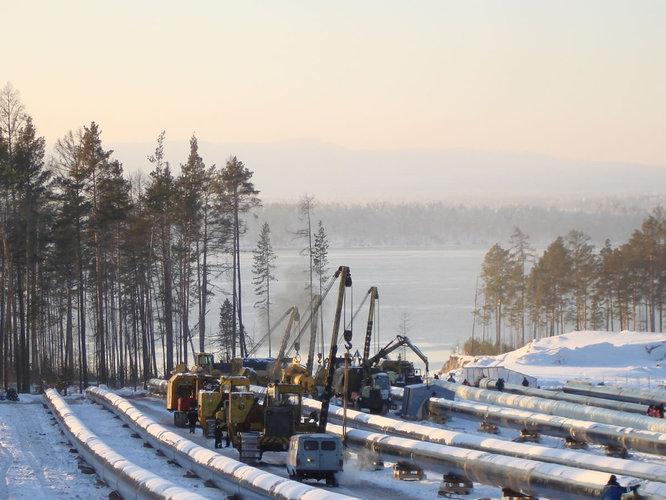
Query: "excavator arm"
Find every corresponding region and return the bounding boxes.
[367,335,429,379]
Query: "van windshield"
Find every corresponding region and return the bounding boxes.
[303,440,319,450]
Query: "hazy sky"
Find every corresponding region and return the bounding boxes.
[4,1,666,166]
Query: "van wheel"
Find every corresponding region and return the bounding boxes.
[326,473,337,486]
[295,472,303,482]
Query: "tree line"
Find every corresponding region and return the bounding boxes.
[472,212,666,354]
[0,83,332,392]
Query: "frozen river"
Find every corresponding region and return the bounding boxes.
[229,247,486,372]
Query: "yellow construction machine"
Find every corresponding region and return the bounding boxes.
[166,371,217,427]
[197,375,318,462]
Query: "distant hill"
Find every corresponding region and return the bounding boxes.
[110,139,666,205]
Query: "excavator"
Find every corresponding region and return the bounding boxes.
[374,335,429,386]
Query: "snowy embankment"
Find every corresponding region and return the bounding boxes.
[452,330,666,388]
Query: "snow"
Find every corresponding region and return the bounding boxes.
[1,330,666,499]
[458,330,666,388]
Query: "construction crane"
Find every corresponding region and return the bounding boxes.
[318,266,352,433]
[332,286,392,414]
[267,306,299,382]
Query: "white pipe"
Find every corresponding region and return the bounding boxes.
[85,386,358,500]
[301,399,666,499]
[495,380,648,414]
[427,397,666,456]
[564,381,666,406]
[44,388,208,500]
[305,397,666,483]
[437,380,666,434]
[326,423,666,500]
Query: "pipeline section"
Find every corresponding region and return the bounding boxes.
[436,380,666,434]
[564,381,666,407]
[493,380,648,414]
[303,398,666,483]
[85,386,358,500]
[327,422,666,500]
[149,378,167,395]
[44,388,208,500]
[301,399,666,499]
[428,397,666,456]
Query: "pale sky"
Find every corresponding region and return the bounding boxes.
[3,1,666,166]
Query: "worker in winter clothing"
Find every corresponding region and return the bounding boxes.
[601,475,637,499]
[187,409,198,433]
[214,423,223,448]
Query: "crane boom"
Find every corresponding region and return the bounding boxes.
[286,272,341,357]
[318,266,351,433]
[361,287,379,365]
[268,306,299,382]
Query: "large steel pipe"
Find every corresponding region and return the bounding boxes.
[564,381,666,407]
[86,387,358,500]
[428,397,666,456]
[325,423,666,500]
[44,388,209,500]
[437,380,666,434]
[489,380,648,414]
[302,398,666,483]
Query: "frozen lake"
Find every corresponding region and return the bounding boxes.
[228,247,486,372]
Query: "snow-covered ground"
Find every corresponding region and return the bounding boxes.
[451,330,666,389]
[1,330,665,499]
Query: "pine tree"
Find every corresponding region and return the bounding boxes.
[480,244,513,348]
[297,195,316,357]
[218,156,260,358]
[565,230,597,331]
[508,227,533,346]
[252,222,277,356]
[312,219,330,357]
[537,237,572,336]
[144,132,177,376]
[217,298,234,361]
[52,129,92,389]
[174,134,206,366]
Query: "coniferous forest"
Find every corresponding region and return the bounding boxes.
[1,82,664,392]
[472,217,666,355]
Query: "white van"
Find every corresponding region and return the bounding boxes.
[286,433,343,486]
